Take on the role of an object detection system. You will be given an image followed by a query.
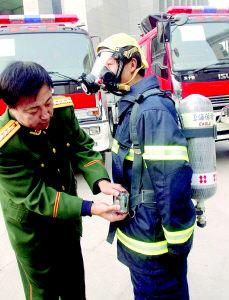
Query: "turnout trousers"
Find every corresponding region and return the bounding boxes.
[128,253,189,300]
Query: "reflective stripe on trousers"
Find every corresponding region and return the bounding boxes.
[162,225,194,244]
[111,139,119,154]
[116,228,168,256]
[116,225,194,256]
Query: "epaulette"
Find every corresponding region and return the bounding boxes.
[53,96,74,108]
[0,120,21,148]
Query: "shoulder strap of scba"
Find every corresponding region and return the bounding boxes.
[0,120,21,148]
[53,96,74,108]
[136,87,172,104]
[122,87,171,106]
[130,87,168,146]
[128,88,166,211]
[137,90,216,139]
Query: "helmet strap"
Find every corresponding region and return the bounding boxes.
[116,60,125,81]
[117,66,143,92]
[113,46,143,93]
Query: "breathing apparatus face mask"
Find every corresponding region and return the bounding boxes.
[80,49,125,95]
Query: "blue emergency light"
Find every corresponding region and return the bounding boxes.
[167,6,229,15]
[0,14,78,24]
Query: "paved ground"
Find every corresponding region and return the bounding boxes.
[0,141,229,299]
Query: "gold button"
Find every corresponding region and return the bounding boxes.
[52,148,56,154]
[66,143,70,147]
[61,185,65,191]
[41,163,45,168]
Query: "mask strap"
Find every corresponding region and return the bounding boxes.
[116,60,124,81]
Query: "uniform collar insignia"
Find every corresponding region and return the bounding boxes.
[29,130,42,135]
[0,120,21,148]
[53,96,73,108]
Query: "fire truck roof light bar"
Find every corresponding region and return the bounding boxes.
[0,14,78,25]
[167,6,229,15]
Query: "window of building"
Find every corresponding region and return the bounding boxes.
[0,0,23,15]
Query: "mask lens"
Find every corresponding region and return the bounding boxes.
[105,57,118,75]
[90,50,114,79]
[80,49,121,95]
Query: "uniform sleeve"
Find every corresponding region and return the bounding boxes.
[0,161,83,219]
[69,107,110,194]
[137,107,196,256]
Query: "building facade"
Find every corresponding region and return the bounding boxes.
[0,0,209,41]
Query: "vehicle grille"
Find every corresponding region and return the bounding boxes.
[209,95,229,111]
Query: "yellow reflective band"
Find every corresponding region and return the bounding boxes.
[162,225,194,244]
[125,148,134,161]
[143,146,189,162]
[116,228,168,256]
[111,139,119,154]
[111,140,137,161]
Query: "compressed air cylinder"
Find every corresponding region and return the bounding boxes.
[178,94,217,200]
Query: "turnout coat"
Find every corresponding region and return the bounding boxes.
[111,76,196,273]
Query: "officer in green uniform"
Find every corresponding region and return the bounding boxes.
[0,61,127,300]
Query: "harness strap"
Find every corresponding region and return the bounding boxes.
[129,101,145,198]
[130,189,156,209]
[137,88,166,102]
[129,88,162,209]
[182,126,217,139]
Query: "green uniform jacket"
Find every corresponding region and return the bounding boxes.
[0,103,109,258]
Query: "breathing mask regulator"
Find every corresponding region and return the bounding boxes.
[80,48,123,95]
[80,42,147,96]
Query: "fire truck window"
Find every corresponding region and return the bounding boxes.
[171,22,229,71]
[151,37,168,78]
[0,33,95,79]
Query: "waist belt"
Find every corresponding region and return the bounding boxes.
[107,189,156,244]
[130,189,156,210]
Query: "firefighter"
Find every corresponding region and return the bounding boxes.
[0,61,127,299]
[84,33,196,299]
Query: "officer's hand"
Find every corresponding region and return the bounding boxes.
[98,180,127,197]
[91,201,128,222]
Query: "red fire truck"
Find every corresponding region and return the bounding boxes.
[139,6,229,141]
[0,14,110,155]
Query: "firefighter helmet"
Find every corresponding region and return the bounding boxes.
[96,33,148,69]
